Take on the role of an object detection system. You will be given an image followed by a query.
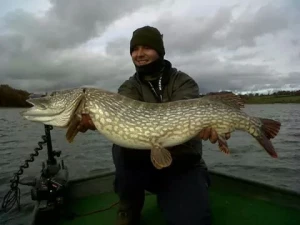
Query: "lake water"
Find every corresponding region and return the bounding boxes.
[0,104,300,224]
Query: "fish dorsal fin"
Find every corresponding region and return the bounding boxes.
[201,92,245,109]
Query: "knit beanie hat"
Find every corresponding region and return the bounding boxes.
[130,26,165,57]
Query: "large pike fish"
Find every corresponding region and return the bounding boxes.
[21,87,281,169]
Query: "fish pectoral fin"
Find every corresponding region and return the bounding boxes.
[66,96,87,143]
[151,143,172,170]
[217,134,230,154]
[66,114,81,143]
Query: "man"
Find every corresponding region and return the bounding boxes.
[78,26,230,225]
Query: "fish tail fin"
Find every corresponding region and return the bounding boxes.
[253,118,281,158]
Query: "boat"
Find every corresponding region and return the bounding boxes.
[2,125,300,225]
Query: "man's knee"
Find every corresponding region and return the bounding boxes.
[157,167,212,225]
[160,196,211,225]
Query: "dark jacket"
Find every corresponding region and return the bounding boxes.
[112,60,207,170]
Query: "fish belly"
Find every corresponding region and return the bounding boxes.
[91,118,153,150]
[100,130,152,149]
[160,134,197,147]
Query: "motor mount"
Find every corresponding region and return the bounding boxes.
[31,160,69,211]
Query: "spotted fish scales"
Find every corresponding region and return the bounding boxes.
[21,87,281,169]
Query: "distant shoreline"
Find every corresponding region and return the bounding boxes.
[243,95,300,104]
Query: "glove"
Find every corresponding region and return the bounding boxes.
[198,127,231,144]
[77,114,96,133]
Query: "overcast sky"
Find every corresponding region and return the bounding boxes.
[0,0,299,94]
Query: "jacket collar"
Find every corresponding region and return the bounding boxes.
[134,59,172,86]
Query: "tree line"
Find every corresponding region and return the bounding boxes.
[200,90,300,98]
[0,84,31,107]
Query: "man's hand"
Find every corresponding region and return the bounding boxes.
[77,114,96,133]
[198,127,231,144]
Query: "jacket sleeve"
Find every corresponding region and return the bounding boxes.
[117,78,141,100]
[170,72,200,101]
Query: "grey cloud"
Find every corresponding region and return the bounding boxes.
[0,0,299,94]
[291,39,299,46]
[0,0,161,92]
[193,65,276,92]
[284,72,300,84]
[169,51,298,93]
[152,3,290,56]
[147,2,299,93]
[1,0,160,51]
[105,37,130,56]
[226,51,259,61]
[225,4,289,49]
[155,6,233,55]
[193,70,297,94]
[1,48,135,93]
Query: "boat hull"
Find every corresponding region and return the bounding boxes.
[30,170,300,225]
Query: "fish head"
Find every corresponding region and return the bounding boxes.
[21,88,85,127]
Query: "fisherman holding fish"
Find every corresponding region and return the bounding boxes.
[78,26,230,225]
[21,25,281,225]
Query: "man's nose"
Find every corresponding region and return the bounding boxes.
[136,48,145,57]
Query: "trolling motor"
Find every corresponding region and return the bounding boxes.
[1,125,69,217]
[30,125,69,214]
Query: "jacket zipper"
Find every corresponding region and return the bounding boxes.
[148,75,163,102]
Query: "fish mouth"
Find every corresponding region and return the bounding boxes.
[21,108,65,119]
[20,92,85,127]
[21,104,67,126]
[21,97,66,117]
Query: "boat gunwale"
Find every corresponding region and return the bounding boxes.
[68,169,300,197]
